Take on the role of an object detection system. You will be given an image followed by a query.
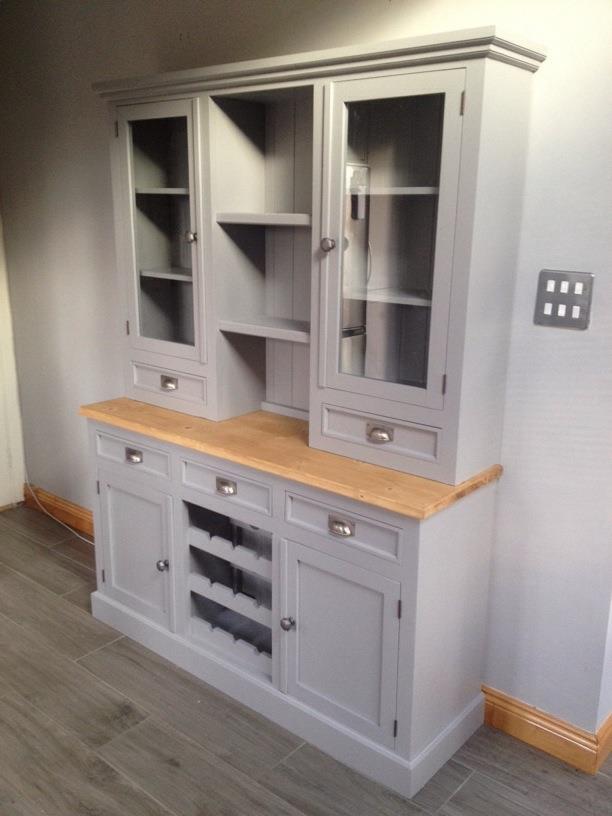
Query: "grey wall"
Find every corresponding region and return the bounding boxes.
[0,0,610,732]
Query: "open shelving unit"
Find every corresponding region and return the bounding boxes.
[211,85,314,419]
[185,502,273,679]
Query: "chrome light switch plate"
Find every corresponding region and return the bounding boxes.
[534,270,593,330]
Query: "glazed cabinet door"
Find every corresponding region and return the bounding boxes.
[282,540,400,747]
[320,69,465,410]
[116,99,204,362]
[98,470,173,628]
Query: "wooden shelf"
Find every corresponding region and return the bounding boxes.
[80,399,503,520]
[347,186,439,196]
[216,212,311,227]
[344,287,431,307]
[219,316,310,344]
[140,268,192,283]
[135,187,189,195]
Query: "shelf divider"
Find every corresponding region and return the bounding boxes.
[216,212,311,227]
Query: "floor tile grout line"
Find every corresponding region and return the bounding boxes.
[73,634,125,663]
[0,515,75,549]
[458,767,553,816]
[433,768,474,814]
[98,713,314,816]
[48,544,96,575]
[256,740,307,779]
[0,558,90,602]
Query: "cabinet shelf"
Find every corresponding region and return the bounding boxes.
[216,212,311,227]
[189,574,271,627]
[219,316,310,344]
[347,186,439,196]
[188,527,272,580]
[135,187,189,195]
[140,267,192,283]
[343,287,432,307]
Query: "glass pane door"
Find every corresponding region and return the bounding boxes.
[121,100,200,357]
[325,71,464,409]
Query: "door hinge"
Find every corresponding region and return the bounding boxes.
[114,120,119,138]
[442,374,447,395]
[96,480,100,495]
[101,569,106,583]
[393,719,398,738]
[126,320,130,336]
[460,91,465,116]
[397,599,402,619]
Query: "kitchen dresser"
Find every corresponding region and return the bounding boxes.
[83,27,545,797]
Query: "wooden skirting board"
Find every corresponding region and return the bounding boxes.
[23,484,94,538]
[483,685,612,774]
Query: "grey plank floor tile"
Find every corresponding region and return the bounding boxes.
[0,527,90,594]
[0,792,48,816]
[0,563,115,659]
[455,726,612,816]
[0,506,70,546]
[62,578,97,613]
[0,614,147,748]
[0,693,172,816]
[412,759,473,813]
[79,636,302,777]
[258,743,423,815]
[439,772,541,816]
[51,535,96,570]
[100,716,306,816]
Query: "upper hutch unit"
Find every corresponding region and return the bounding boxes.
[100,26,545,485]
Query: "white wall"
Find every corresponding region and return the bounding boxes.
[0,215,25,507]
[0,0,610,732]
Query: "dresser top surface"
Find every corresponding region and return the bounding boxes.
[80,398,501,520]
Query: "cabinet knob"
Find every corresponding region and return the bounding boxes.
[185,231,198,243]
[280,616,296,631]
[156,559,170,572]
[160,375,178,391]
[328,516,355,538]
[366,424,394,444]
[125,448,143,464]
[320,237,336,252]
[216,477,237,496]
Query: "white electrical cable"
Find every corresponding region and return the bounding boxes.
[23,468,94,545]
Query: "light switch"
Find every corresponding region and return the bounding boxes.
[534,270,594,330]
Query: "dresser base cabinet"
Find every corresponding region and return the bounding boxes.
[86,415,497,799]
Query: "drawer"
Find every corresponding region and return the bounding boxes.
[95,431,170,479]
[321,404,440,464]
[182,459,272,516]
[285,492,400,562]
[131,362,207,407]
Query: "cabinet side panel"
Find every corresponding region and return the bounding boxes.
[407,483,496,757]
[454,63,533,481]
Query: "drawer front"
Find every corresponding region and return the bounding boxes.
[321,404,440,463]
[182,459,272,516]
[131,362,207,407]
[286,492,400,562]
[96,431,170,479]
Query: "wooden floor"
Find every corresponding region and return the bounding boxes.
[0,506,610,816]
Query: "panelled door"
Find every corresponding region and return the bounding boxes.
[98,469,173,628]
[321,69,465,410]
[117,98,204,362]
[282,539,400,748]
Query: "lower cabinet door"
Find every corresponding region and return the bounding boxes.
[98,470,173,628]
[282,539,400,747]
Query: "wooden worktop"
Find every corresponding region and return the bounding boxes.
[80,398,501,520]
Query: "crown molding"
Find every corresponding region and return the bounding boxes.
[93,26,546,102]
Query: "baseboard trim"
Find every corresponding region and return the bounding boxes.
[23,484,93,538]
[483,685,612,774]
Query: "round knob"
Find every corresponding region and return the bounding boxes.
[320,237,336,252]
[280,616,296,631]
[156,559,170,572]
[185,231,197,243]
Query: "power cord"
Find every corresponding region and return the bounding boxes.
[23,470,94,546]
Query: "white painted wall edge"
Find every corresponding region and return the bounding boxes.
[0,214,25,506]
